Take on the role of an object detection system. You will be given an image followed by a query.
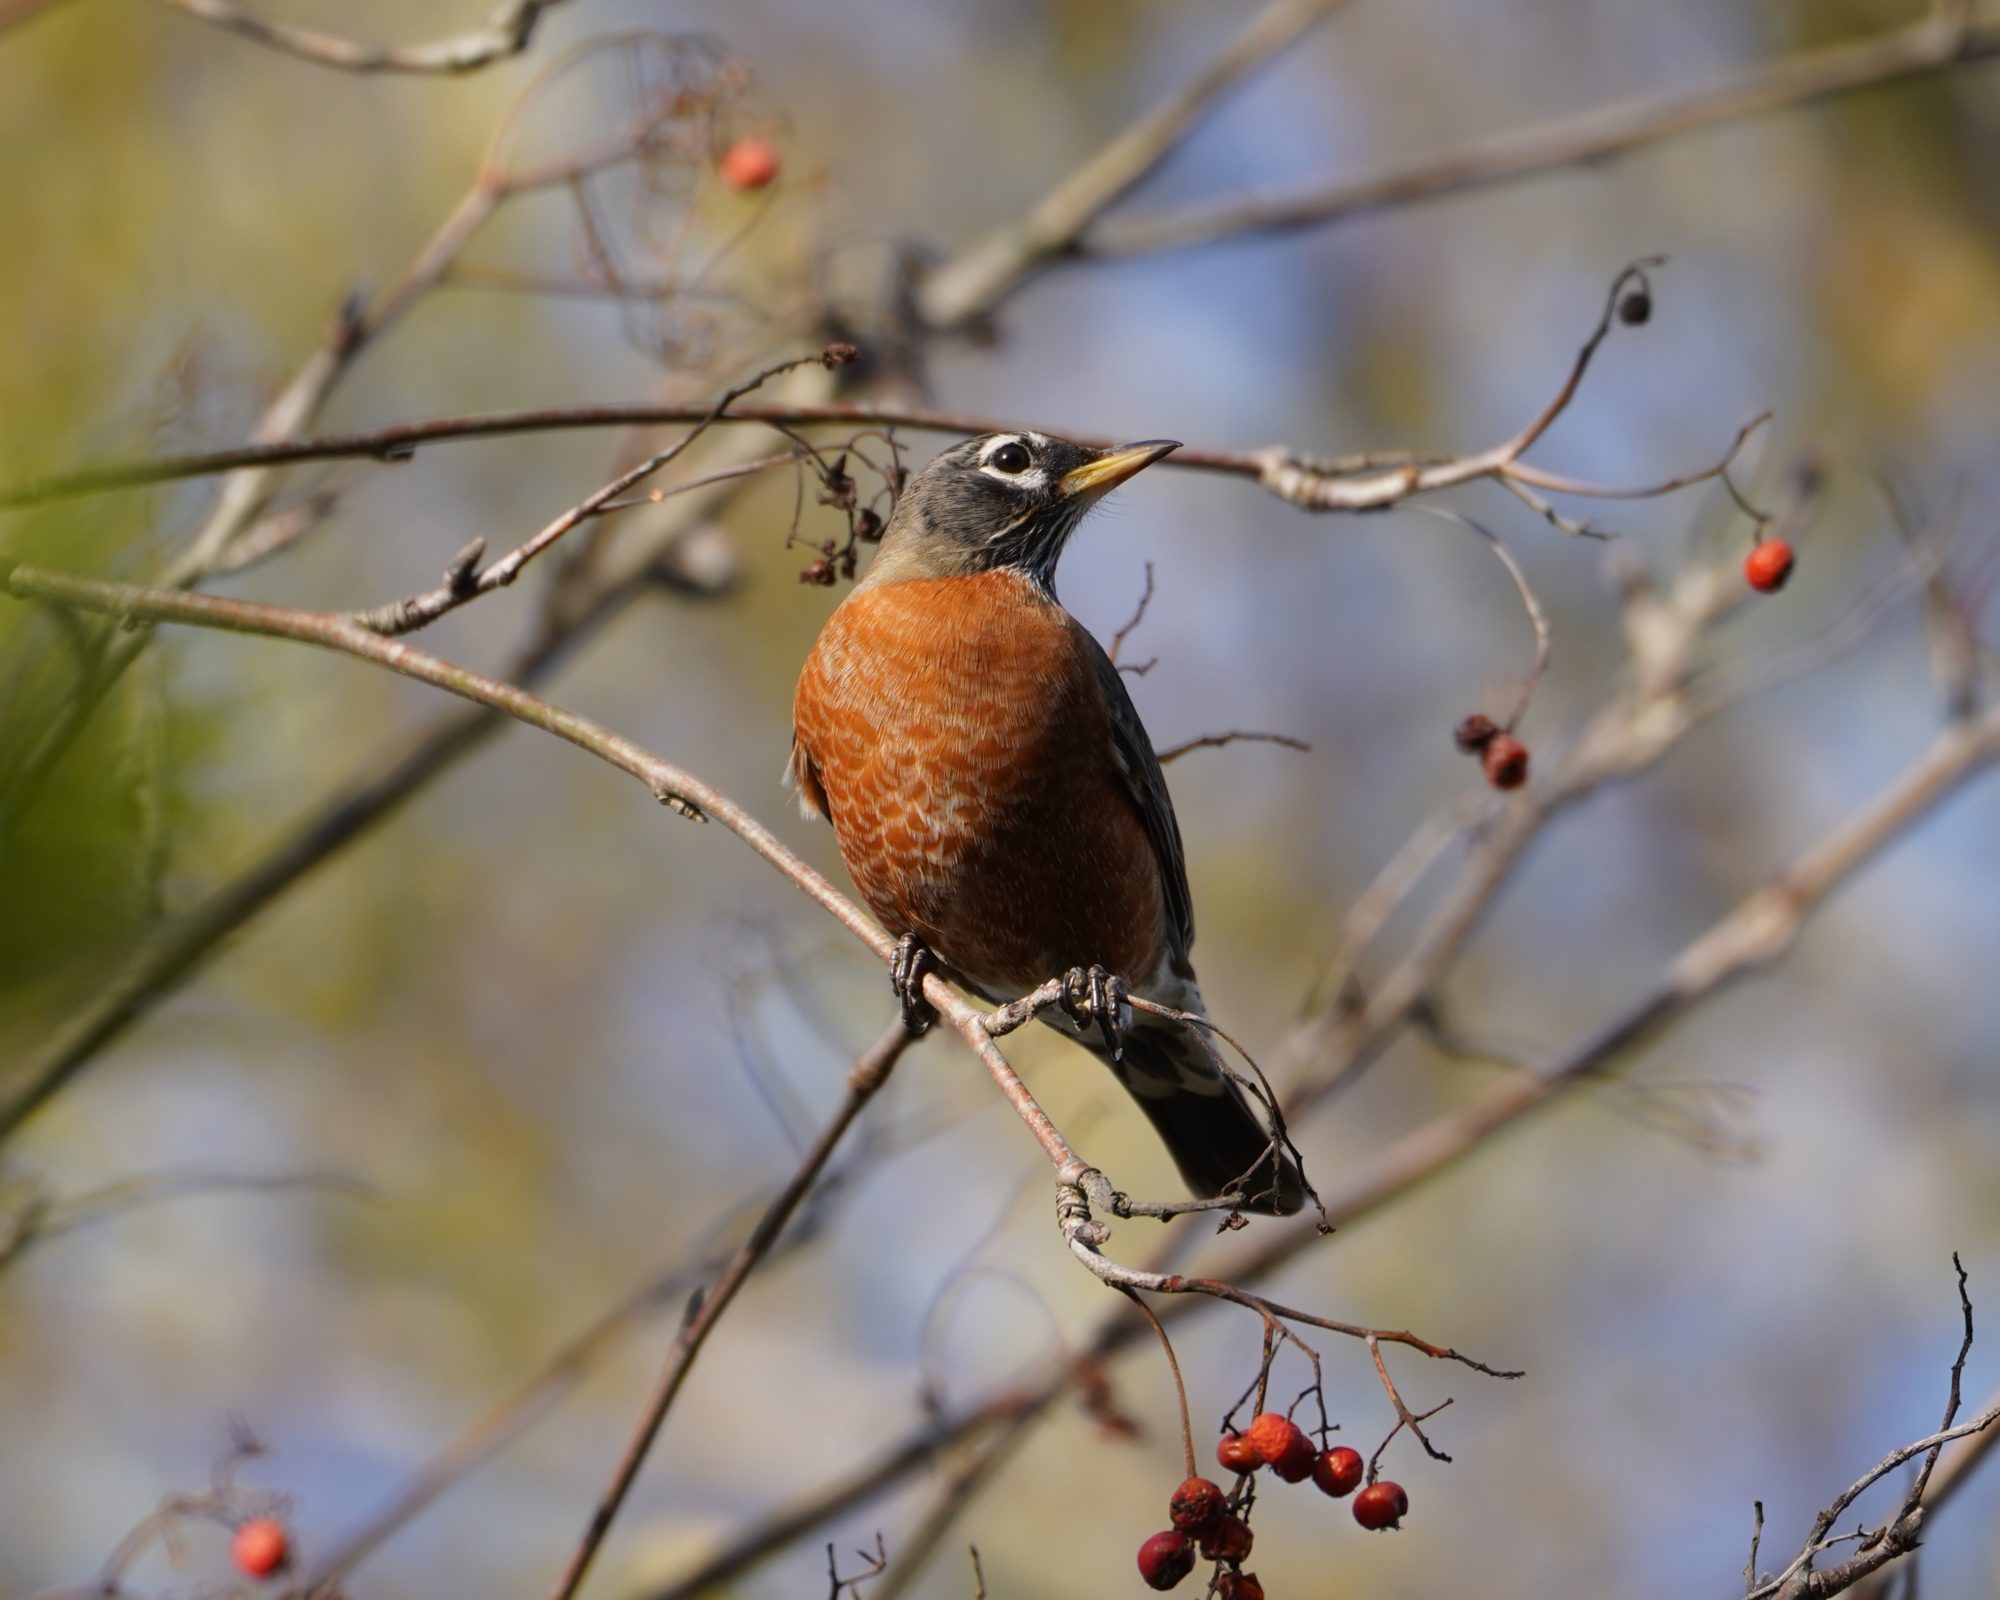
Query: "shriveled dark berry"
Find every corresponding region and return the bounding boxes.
[1169,1477,1227,1535]
[1482,734,1529,790]
[1199,1512,1254,1564]
[1454,713,1498,752]
[1137,1530,1196,1590]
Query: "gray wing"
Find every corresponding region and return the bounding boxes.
[1081,628,1195,971]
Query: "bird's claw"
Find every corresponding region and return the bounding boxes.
[1062,964,1129,1061]
[891,933,938,1036]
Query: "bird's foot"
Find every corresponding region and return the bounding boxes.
[1062,964,1130,1061]
[891,933,938,1036]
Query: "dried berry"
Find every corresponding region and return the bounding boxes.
[1744,539,1795,594]
[1312,1445,1365,1499]
[1454,713,1498,752]
[1482,734,1529,790]
[820,340,859,368]
[718,136,780,190]
[1217,1574,1266,1600]
[1245,1412,1310,1475]
[1216,1431,1258,1474]
[1352,1480,1409,1531]
[1199,1512,1254,1563]
[1618,287,1653,326]
[798,558,836,586]
[231,1518,289,1579]
[1168,1476,1227,1536]
[1137,1530,1196,1590]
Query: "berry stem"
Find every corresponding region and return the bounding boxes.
[1122,1286,1196,1480]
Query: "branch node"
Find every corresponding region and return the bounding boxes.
[655,788,707,822]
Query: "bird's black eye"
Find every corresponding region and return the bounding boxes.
[990,441,1031,474]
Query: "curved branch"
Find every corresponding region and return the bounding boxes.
[155,0,569,75]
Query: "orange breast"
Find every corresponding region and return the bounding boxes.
[793,569,1170,994]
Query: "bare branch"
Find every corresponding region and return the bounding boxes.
[914,0,1355,329]
[0,268,1705,519]
[0,369,799,1151]
[0,1167,370,1275]
[348,350,843,635]
[1085,8,2000,258]
[155,0,570,75]
[632,686,2000,1600]
[543,1021,911,1600]
[1155,728,1311,764]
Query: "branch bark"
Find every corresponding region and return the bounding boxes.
[1086,6,2000,259]
[913,0,1354,329]
[155,0,569,74]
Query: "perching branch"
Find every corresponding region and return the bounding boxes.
[632,541,2000,1599]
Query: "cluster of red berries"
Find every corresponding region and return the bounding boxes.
[1225,1414,1405,1529]
[230,1517,290,1579]
[1744,539,1794,594]
[1453,714,1529,790]
[1136,1415,1411,1590]
[1136,1474,1254,1590]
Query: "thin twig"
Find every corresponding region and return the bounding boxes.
[1155,729,1311,764]
[543,1021,912,1600]
[1120,1287,1196,1480]
[348,350,844,635]
[155,0,569,74]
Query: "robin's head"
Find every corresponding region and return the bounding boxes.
[862,432,1179,592]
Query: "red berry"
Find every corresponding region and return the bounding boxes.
[1217,1575,1266,1600]
[1216,1431,1258,1474]
[1453,712,1498,752]
[1352,1480,1409,1530]
[1482,734,1529,790]
[231,1518,289,1578]
[1136,1530,1195,1590]
[1312,1445,1365,1498]
[718,136,781,190]
[1198,1512,1254,1563]
[1244,1412,1310,1474]
[1168,1476,1227,1535]
[1271,1438,1316,1482]
[1745,539,1794,593]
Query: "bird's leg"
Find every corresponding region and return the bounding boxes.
[890,932,938,1036]
[1062,964,1130,1061]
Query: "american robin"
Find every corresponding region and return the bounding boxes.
[790,431,1304,1214]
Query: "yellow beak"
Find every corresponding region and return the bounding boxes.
[1058,439,1181,498]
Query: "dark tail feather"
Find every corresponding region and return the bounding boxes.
[1102,1024,1304,1215]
